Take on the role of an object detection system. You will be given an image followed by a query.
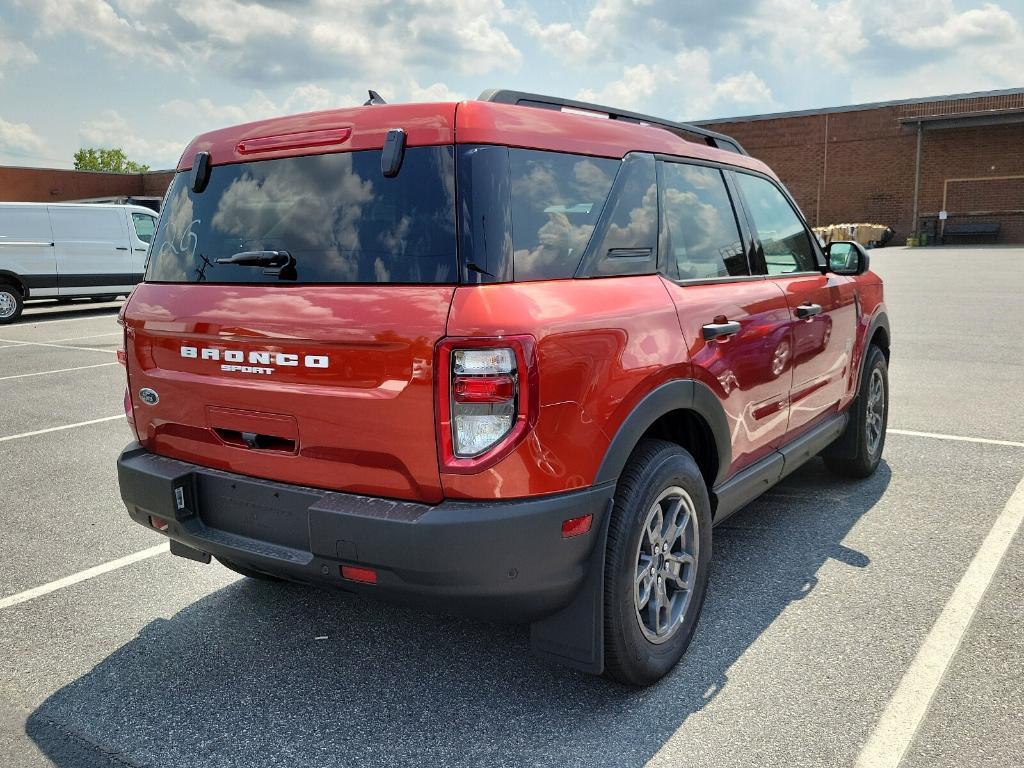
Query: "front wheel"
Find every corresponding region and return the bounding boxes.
[824,345,888,478]
[0,284,24,324]
[604,439,713,686]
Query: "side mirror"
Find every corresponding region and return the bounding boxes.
[825,240,870,276]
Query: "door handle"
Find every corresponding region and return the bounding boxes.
[796,303,822,318]
[702,320,742,341]
[115,246,129,251]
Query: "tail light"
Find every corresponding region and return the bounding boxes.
[436,336,538,473]
[117,307,140,440]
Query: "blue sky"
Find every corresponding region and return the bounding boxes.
[1,0,1022,169]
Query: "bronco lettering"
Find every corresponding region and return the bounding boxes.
[180,346,328,371]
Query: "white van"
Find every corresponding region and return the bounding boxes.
[0,202,158,324]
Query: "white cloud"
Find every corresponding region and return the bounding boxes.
[714,72,773,105]
[0,115,48,155]
[159,83,365,132]
[0,31,38,77]
[746,0,868,69]
[79,109,183,168]
[33,0,181,68]
[407,81,468,102]
[876,1,1018,48]
[29,0,521,83]
[521,17,597,61]
[578,49,774,120]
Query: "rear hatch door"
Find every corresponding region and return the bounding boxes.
[124,114,457,503]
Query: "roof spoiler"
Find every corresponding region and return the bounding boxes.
[478,89,747,156]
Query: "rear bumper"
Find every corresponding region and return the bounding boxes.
[117,443,613,623]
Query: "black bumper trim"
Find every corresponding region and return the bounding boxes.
[117,443,614,624]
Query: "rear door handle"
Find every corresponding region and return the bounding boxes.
[702,321,741,340]
[115,246,129,251]
[796,303,822,318]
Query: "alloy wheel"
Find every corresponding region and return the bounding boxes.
[633,486,699,644]
[865,367,885,455]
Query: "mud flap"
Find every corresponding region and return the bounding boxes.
[529,499,612,675]
[169,539,211,564]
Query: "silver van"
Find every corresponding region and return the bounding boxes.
[0,202,157,323]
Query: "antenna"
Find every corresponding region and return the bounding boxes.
[364,90,387,106]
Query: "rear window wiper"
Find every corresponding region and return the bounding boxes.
[215,250,296,280]
[216,250,291,267]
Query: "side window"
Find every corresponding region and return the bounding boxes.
[132,213,156,244]
[49,207,125,242]
[580,153,658,277]
[0,207,52,242]
[735,173,818,275]
[660,162,748,280]
[509,149,618,281]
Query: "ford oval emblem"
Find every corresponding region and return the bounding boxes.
[139,388,159,406]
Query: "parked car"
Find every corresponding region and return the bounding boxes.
[0,202,157,323]
[116,90,890,685]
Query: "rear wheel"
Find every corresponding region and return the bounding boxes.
[0,283,24,324]
[604,439,712,686]
[216,556,284,582]
[90,295,120,303]
[824,345,888,477]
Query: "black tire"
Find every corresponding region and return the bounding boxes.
[604,439,713,686]
[823,345,888,478]
[90,295,120,303]
[216,556,284,582]
[0,283,24,325]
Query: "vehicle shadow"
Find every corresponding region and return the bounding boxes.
[27,458,890,768]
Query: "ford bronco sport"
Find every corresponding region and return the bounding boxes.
[117,90,889,686]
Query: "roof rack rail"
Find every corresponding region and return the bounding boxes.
[478,89,747,156]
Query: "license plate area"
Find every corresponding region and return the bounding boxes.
[194,472,318,552]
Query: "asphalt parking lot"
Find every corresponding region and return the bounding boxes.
[1,247,1022,768]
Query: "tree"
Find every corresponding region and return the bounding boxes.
[73,147,150,174]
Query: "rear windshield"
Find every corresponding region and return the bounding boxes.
[146,146,456,284]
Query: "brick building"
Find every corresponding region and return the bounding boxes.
[699,87,1024,243]
[0,166,173,207]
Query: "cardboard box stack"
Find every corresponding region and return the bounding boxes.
[813,223,893,247]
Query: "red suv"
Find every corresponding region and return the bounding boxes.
[117,90,889,685]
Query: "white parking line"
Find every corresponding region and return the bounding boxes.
[0,338,116,354]
[0,362,120,381]
[855,471,1024,768]
[44,331,121,343]
[0,544,169,612]
[889,428,1024,449]
[13,311,120,326]
[0,414,125,443]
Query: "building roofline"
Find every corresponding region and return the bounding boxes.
[694,86,1024,125]
[0,164,176,175]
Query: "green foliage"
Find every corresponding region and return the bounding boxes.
[73,147,150,174]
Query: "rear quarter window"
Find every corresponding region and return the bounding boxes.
[508,149,618,281]
[146,146,457,284]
